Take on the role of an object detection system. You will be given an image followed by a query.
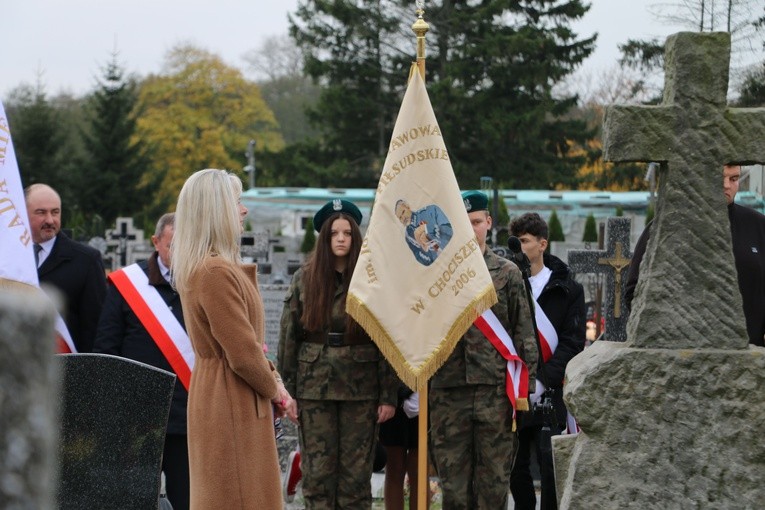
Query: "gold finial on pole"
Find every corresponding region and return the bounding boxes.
[412,0,429,80]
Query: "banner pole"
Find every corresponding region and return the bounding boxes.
[417,382,429,509]
[412,2,429,81]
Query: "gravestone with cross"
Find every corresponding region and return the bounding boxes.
[568,217,632,342]
[105,217,145,270]
[553,33,765,508]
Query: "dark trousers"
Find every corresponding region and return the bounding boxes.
[510,423,562,510]
[163,433,190,510]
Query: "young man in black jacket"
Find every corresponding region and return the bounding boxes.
[508,212,586,510]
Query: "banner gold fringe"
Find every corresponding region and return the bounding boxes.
[516,398,529,412]
[347,284,497,391]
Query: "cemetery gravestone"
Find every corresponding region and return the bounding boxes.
[260,283,289,362]
[568,217,632,342]
[554,32,765,508]
[106,217,145,271]
[0,287,59,510]
[57,354,175,510]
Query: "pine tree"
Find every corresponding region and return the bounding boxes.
[78,52,151,231]
[427,0,596,189]
[5,83,66,189]
[301,218,317,254]
[289,0,596,189]
[548,209,565,246]
[615,206,624,217]
[582,213,598,243]
[645,202,655,224]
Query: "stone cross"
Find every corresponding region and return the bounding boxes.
[554,32,765,509]
[603,32,765,349]
[568,217,632,342]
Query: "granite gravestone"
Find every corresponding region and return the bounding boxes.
[260,283,289,362]
[57,354,175,510]
[568,217,632,342]
[553,32,765,508]
[0,287,59,510]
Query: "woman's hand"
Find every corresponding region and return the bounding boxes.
[272,382,293,419]
[377,404,396,423]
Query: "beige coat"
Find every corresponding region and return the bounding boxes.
[181,256,282,510]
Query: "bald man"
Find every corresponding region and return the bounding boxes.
[25,183,107,352]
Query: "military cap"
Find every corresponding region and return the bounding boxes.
[461,190,489,212]
[313,199,363,232]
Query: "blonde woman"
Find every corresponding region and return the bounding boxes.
[172,169,291,509]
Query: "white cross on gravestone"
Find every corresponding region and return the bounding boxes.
[554,32,765,509]
[105,217,145,269]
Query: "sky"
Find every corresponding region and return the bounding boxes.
[0,1,720,100]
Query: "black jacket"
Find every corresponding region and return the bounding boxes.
[38,232,107,353]
[625,204,765,346]
[93,253,188,434]
[528,253,586,426]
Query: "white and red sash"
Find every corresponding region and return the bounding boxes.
[474,309,529,424]
[108,264,194,391]
[534,302,558,363]
[55,315,77,353]
[534,289,580,435]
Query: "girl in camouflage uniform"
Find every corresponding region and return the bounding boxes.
[278,199,398,509]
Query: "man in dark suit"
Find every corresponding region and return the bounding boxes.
[94,213,190,510]
[25,183,107,352]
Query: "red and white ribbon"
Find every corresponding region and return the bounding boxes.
[109,264,194,390]
[474,309,529,420]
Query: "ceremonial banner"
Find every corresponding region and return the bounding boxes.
[347,66,497,389]
[0,101,75,353]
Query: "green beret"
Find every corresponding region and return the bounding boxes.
[461,190,489,212]
[313,199,363,232]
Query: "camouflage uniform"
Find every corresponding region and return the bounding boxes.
[278,268,397,509]
[429,248,538,510]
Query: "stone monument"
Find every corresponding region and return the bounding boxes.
[554,32,765,508]
[0,287,59,510]
[57,354,175,510]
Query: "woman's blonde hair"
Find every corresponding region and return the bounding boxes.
[171,169,243,294]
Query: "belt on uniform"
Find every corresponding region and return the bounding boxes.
[304,331,371,347]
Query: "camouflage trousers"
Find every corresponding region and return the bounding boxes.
[429,384,518,510]
[298,398,378,509]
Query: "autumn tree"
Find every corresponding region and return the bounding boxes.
[135,45,284,215]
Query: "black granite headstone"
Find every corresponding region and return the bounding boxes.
[57,354,175,510]
[567,217,632,342]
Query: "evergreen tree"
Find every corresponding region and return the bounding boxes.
[582,213,598,242]
[615,206,624,217]
[289,0,596,189]
[5,83,66,189]
[301,217,317,253]
[645,202,655,224]
[78,52,151,231]
[427,0,596,189]
[548,209,565,249]
[290,1,408,187]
